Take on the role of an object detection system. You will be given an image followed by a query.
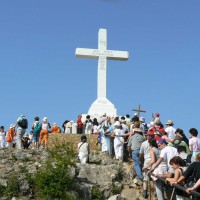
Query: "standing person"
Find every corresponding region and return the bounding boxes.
[189,128,200,160]
[85,115,93,134]
[0,126,6,148]
[139,117,148,135]
[15,114,28,149]
[39,117,50,148]
[127,125,145,180]
[113,122,124,161]
[62,120,69,133]
[77,115,83,134]
[140,132,155,198]
[78,135,90,163]
[92,118,99,134]
[150,139,178,200]
[165,120,176,143]
[132,113,139,123]
[32,116,41,149]
[6,124,15,148]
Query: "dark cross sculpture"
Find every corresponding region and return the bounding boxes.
[132,104,146,118]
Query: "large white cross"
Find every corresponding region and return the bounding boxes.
[75,28,129,116]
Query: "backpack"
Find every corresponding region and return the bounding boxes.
[141,123,148,134]
[18,118,28,129]
[34,122,42,133]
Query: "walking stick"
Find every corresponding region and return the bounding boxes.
[170,187,176,200]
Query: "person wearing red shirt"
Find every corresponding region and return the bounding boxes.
[77,115,83,134]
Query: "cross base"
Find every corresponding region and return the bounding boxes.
[88,98,117,117]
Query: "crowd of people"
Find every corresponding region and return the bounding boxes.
[0,113,200,200]
[76,113,200,200]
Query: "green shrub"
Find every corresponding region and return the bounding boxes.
[111,186,122,195]
[33,140,76,200]
[0,185,6,197]
[4,175,20,197]
[91,186,103,200]
[22,156,30,162]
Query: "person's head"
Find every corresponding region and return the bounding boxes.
[0,126,4,131]
[189,128,198,137]
[114,117,119,122]
[121,116,125,121]
[10,124,15,129]
[30,131,33,135]
[86,115,90,119]
[196,153,200,162]
[169,156,186,169]
[81,135,87,142]
[149,138,158,148]
[145,131,155,141]
[149,121,155,127]
[43,117,48,122]
[177,145,187,154]
[155,113,160,117]
[175,128,184,137]
[34,116,40,121]
[114,121,121,129]
[93,118,98,123]
[165,120,174,127]
[157,139,168,150]
[126,114,130,118]
[134,121,140,128]
[139,117,145,123]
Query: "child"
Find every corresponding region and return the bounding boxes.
[166,156,188,200]
[78,135,90,163]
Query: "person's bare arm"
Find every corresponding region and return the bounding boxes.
[143,148,155,170]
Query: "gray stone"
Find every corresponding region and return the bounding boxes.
[0,179,7,187]
[108,194,121,200]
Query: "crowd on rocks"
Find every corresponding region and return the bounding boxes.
[1,113,200,200]
[76,113,200,200]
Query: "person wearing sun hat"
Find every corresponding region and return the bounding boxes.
[165,120,176,143]
[39,117,50,148]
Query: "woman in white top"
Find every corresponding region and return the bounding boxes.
[113,123,124,161]
[78,135,90,163]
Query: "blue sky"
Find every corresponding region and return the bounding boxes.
[0,0,199,137]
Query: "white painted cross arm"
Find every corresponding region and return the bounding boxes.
[76,48,129,61]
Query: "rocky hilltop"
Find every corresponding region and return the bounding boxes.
[0,134,157,200]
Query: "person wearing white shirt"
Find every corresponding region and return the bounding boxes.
[165,120,176,142]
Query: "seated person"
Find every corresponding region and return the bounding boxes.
[22,133,30,149]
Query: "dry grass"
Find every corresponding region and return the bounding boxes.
[48,133,101,151]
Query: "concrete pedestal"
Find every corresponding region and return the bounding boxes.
[88,98,117,117]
